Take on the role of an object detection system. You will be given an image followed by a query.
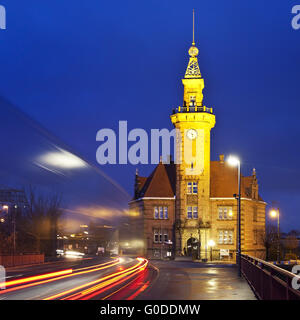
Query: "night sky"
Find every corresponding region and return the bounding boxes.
[0,1,300,231]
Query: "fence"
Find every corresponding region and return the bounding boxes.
[0,254,44,267]
[241,254,300,300]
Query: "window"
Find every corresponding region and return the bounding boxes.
[218,230,233,244]
[193,207,198,219]
[218,206,233,220]
[164,233,168,242]
[187,206,198,219]
[187,182,198,194]
[164,207,168,219]
[187,206,193,219]
[154,230,159,243]
[192,182,198,194]
[154,206,169,219]
[159,207,164,219]
[154,207,159,219]
[187,182,192,194]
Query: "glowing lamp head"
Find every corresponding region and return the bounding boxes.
[2,205,8,210]
[228,210,233,217]
[227,155,240,167]
[270,210,278,218]
[208,240,215,247]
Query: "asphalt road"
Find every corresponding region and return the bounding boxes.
[139,260,256,300]
[0,258,255,300]
[0,256,152,300]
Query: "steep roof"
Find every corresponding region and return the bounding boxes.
[133,159,264,201]
[134,162,176,199]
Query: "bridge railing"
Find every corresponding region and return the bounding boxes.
[241,254,300,300]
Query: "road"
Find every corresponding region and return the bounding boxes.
[0,256,152,300]
[140,260,256,300]
[0,257,255,300]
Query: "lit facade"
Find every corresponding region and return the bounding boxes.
[128,36,266,261]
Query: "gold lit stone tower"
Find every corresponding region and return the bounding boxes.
[170,10,215,258]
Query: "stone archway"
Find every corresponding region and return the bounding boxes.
[186,236,199,258]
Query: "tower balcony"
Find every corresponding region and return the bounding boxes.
[173,105,213,114]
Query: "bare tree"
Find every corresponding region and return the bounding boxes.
[260,224,278,261]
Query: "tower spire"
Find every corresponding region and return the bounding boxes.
[184,10,201,79]
[192,9,195,46]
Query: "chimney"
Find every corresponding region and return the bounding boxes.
[219,154,224,164]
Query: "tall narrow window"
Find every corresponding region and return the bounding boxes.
[154,230,159,243]
[164,207,168,219]
[187,182,192,194]
[218,207,223,220]
[223,207,228,220]
[193,206,198,219]
[164,233,168,242]
[187,206,193,219]
[154,207,159,219]
[192,182,198,194]
[159,207,164,219]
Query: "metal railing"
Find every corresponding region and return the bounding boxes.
[175,106,213,114]
[241,254,300,300]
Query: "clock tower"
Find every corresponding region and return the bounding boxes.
[170,16,216,258]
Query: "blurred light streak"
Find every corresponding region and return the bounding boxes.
[126,280,150,300]
[67,258,148,300]
[0,259,119,295]
[37,148,87,169]
[0,269,72,288]
[44,258,148,300]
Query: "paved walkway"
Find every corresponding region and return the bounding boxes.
[140,260,256,300]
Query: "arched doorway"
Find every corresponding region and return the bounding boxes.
[186,237,200,258]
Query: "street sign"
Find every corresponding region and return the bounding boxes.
[220,249,229,256]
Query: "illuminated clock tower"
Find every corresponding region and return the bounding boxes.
[170,15,215,258]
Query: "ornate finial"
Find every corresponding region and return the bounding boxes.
[185,10,201,78]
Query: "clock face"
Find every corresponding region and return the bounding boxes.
[186,129,198,140]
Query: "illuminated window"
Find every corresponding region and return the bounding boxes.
[164,207,168,219]
[187,182,198,194]
[218,230,233,244]
[187,206,193,219]
[154,206,168,219]
[218,207,233,220]
[192,182,198,194]
[187,206,198,219]
[154,207,159,219]
[159,207,164,219]
[193,207,198,219]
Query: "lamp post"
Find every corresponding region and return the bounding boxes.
[227,155,241,277]
[270,209,280,264]
[208,240,215,262]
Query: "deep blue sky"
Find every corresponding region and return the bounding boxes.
[0,1,300,231]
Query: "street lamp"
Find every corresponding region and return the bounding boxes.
[208,240,215,262]
[270,209,280,264]
[227,155,241,277]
